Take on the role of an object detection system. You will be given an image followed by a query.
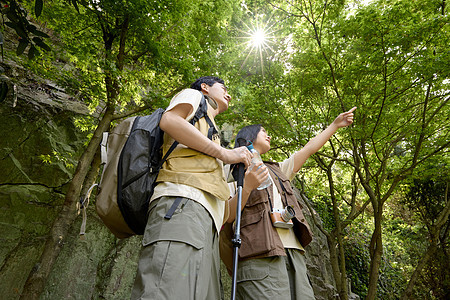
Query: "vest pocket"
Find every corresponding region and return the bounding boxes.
[246,190,268,207]
[278,177,295,195]
[279,177,303,211]
[239,209,274,259]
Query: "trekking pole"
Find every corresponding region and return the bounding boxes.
[231,162,245,300]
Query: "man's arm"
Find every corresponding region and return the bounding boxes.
[160,103,252,166]
[291,107,356,173]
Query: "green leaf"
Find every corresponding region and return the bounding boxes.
[5,22,28,40]
[6,10,20,23]
[0,31,4,45]
[33,37,51,51]
[32,29,50,38]
[27,44,40,59]
[16,39,29,55]
[27,24,38,32]
[27,24,50,38]
[35,0,44,17]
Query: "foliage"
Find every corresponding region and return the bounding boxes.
[344,223,371,298]
[0,0,50,59]
[32,0,242,109]
[377,216,416,299]
[403,160,449,226]
[417,246,450,300]
[399,158,450,299]
[227,0,449,298]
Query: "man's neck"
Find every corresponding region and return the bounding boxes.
[204,94,220,117]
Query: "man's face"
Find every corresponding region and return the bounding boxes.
[201,82,231,113]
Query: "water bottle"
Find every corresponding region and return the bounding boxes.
[247,143,272,190]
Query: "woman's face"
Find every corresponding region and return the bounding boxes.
[253,127,271,154]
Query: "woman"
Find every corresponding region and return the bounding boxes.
[221,107,356,300]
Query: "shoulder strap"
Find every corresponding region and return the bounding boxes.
[267,165,289,207]
[191,95,218,140]
[268,166,287,193]
[157,94,216,169]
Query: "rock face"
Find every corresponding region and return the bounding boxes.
[0,60,356,299]
[298,190,340,300]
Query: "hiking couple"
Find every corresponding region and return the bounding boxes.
[130,76,356,300]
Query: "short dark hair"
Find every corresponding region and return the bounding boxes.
[190,76,225,91]
[234,124,262,148]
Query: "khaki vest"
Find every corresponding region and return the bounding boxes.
[156,108,230,201]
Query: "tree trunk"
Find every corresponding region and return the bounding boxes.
[402,183,450,299]
[326,231,350,300]
[328,165,349,300]
[401,243,437,300]
[80,144,103,200]
[19,106,115,300]
[366,208,383,300]
[337,231,349,300]
[326,234,343,294]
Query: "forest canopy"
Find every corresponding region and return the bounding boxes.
[1,0,448,299]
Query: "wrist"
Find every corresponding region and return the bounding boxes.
[216,146,226,161]
[329,122,340,131]
[242,184,255,195]
[204,140,223,159]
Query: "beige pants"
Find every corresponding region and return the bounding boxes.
[130,196,221,300]
[236,248,315,300]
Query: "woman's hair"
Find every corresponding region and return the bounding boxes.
[234,124,262,148]
[190,76,225,91]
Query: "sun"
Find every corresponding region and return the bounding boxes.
[235,14,278,75]
[250,28,267,49]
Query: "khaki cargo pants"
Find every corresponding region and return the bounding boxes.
[235,248,315,300]
[130,196,222,300]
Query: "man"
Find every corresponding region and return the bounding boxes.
[131,76,252,300]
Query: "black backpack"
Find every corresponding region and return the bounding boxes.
[79,94,217,238]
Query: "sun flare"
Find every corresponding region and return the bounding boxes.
[250,28,267,48]
[235,15,278,76]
